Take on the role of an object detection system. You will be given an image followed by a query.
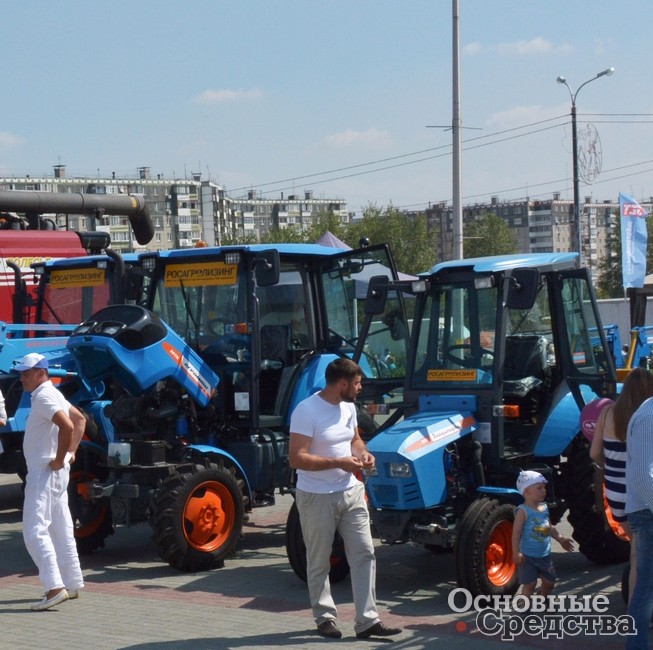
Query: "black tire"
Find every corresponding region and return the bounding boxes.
[455,498,518,597]
[565,435,630,564]
[69,445,114,555]
[285,500,350,584]
[152,461,244,571]
[356,405,378,443]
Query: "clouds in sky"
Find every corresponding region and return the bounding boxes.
[322,128,392,149]
[0,132,23,151]
[486,103,567,129]
[464,37,572,57]
[192,88,264,104]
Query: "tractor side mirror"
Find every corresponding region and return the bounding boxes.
[255,249,280,287]
[365,275,389,315]
[507,268,540,310]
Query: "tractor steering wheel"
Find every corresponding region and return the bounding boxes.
[445,344,494,369]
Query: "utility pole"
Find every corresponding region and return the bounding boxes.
[452,0,463,260]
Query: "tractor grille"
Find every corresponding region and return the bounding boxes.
[371,481,421,508]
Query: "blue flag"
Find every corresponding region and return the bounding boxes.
[620,193,648,289]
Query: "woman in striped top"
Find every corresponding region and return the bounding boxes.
[591,367,653,602]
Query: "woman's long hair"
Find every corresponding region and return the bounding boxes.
[613,367,653,441]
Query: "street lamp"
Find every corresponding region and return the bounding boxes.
[556,67,614,267]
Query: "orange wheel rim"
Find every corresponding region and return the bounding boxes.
[70,469,108,537]
[183,480,235,552]
[486,520,516,587]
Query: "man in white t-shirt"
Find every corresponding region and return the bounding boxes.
[289,357,401,640]
[17,352,86,611]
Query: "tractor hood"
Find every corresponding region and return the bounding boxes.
[67,305,219,406]
[366,407,477,510]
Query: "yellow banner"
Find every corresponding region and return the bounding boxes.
[427,369,477,382]
[50,268,106,288]
[164,262,238,287]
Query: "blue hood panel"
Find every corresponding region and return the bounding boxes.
[366,410,477,510]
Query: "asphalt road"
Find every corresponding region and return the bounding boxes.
[0,473,634,650]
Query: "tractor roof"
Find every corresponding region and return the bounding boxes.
[424,252,579,277]
[149,243,352,261]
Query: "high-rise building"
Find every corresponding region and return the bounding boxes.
[421,193,647,283]
[0,166,347,250]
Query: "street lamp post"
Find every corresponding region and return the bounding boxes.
[556,67,614,267]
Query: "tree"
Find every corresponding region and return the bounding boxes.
[261,209,348,245]
[220,231,259,246]
[347,203,439,275]
[463,213,518,258]
[220,203,439,276]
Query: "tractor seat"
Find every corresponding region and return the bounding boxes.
[503,335,550,397]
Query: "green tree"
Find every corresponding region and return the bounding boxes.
[463,213,518,258]
[260,209,347,245]
[261,225,306,243]
[347,203,439,275]
[220,203,439,276]
[220,231,259,245]
[596,209,623,298]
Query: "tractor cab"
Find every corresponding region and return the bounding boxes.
[404,253,616,464]
[141,242,409,436]
[31,251,144,330]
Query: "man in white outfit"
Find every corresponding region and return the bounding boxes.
[17,352,86,611]
[289,357,401,640]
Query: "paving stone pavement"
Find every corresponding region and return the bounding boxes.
[0,473,634,649]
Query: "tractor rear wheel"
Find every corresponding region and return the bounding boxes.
[152,462,244,571]
[565,436,630,564]
[69,445,114,555]
[285,500,350,583]
[455,498,518,597]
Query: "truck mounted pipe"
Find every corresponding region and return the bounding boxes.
[0,190,154,245]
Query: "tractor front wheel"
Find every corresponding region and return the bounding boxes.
[455,498,518,597]
[69,446,114,555]
[285,500,350,584]
[152,462,244,571]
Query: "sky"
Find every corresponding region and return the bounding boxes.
[3,1,653,217]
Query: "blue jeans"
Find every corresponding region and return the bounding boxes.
[626,508,653,650]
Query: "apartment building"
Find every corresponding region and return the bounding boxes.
[0,167,347,250]
[424,193,645,282]
[230,189,350,239]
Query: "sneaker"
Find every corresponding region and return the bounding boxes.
[67,590,79,600]
[356,621,402,638]
[317,620,342,639]
[31,589,69,611]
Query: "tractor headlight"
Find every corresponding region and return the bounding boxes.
[389,462,412,478]
[101,324,122,336]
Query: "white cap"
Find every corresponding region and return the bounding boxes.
[14,352,49,372]
[516,470,547,495]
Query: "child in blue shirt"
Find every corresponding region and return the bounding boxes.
[512,470,575,598]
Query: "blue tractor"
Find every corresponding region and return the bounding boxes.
[64,243,410,570]
[353,253,627,596]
